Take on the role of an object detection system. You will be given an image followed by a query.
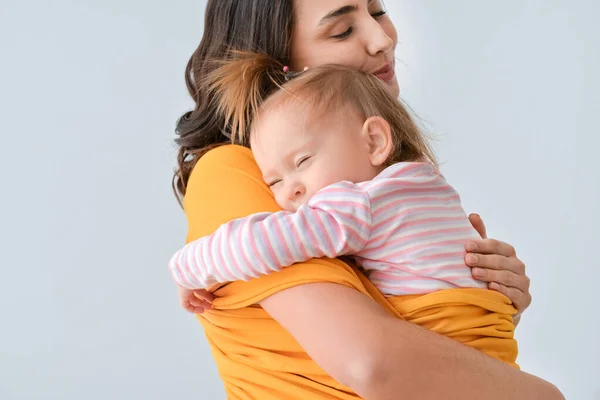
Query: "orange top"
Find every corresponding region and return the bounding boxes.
[183,145,518,400]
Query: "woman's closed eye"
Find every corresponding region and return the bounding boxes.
[331,10,388,40]
[371,10,387,19]
[332,26,353,40]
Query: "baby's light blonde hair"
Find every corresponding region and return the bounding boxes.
[205,51,436,167]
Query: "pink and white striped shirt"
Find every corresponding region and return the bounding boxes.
[169,162,487,295]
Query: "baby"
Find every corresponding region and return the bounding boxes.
[169,58,487,297]
[169,54,519,367]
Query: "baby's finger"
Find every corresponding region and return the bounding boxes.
[194,290,215,303]
[189,305,208,314]
[184,299,212,314]
[182,301,203,314]
[190,296,212,308]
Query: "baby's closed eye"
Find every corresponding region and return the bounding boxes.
[267,179,282,188]
[296,155,312,168]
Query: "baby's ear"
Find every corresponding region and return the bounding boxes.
[362,116,393,167]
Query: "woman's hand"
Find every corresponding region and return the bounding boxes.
[465,214,532,317]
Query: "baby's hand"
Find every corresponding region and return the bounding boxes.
[177,285,214,314]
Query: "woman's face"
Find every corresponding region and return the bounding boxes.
[290,0,399,97]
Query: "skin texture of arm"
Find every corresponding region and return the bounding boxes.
[260,283,563,400]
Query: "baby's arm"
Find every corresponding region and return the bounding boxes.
[169,181,372,289]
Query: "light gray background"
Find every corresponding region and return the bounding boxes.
[1,1,598,399]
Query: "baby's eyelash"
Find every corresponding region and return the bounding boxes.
[268,180,281,188]
[297,156,311,167]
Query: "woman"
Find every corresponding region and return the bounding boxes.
[173,1,562,399]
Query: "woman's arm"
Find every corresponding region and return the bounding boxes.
[261,283,562,400]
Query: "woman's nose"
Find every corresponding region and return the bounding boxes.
[365,20,394,56]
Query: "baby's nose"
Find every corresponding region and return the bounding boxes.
[294,186,304,197]
[290,183,305,199]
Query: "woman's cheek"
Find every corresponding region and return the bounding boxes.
[319,42,360,69]
[381,17,398,45]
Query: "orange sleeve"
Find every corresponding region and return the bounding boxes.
[182,145,399,314]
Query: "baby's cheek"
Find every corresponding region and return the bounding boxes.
[272,190,287,210]
[311,172,337,192]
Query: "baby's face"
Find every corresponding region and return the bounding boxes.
[250,100,380,212]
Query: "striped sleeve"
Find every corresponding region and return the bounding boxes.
[168,181,373,289]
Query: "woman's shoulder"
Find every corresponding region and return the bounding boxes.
[189,144,256,182]
[184,144,280,241]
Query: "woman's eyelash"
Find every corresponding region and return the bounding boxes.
[332,27,353,40]
[331,10,387,40]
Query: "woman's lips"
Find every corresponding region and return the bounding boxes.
[373,62,395,82]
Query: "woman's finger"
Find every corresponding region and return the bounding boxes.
[466,253,526,275]
[471,266,532,313]
[472,267,530,296]
[471,267,521,287]
[466,238,516,257]
[468,213,487,239]
[466,254,505,271]
[489,282,531,314]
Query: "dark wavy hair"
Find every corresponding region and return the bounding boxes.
[173,0,295,205]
